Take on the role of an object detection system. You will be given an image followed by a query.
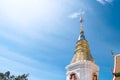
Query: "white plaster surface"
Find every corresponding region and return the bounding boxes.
[66,60,99,80]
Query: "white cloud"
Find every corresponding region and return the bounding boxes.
[68,11,85,19]
[68,12,80,19]
[97,0,113,4]
[97,0,106,4]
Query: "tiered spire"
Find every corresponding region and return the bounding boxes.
[71,14,94,63]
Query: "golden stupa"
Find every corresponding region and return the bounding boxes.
[71,14,94,63]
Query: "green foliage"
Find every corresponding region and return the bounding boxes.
[0,71,28,80]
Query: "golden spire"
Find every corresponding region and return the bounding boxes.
[71,14,94,63]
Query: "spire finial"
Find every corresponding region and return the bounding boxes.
[80,13,83,23]
[78,11,86,40]
[80,12,84,34]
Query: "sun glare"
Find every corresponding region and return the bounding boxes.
[1,0,61,28]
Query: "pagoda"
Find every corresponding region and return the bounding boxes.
[66,14,99,80]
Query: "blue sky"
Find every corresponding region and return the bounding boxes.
[0,0,120,80]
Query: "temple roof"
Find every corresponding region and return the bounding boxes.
[114,77,120,80]
[113,54,120,80]
[113,55,120,74]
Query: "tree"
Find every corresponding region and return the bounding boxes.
[0,71,28,80]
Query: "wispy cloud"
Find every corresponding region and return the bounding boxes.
[68,12,80,19]
[68,11,85,19]
[0,57,63,80]
[97,0,113,4]
[0,46,64,80]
